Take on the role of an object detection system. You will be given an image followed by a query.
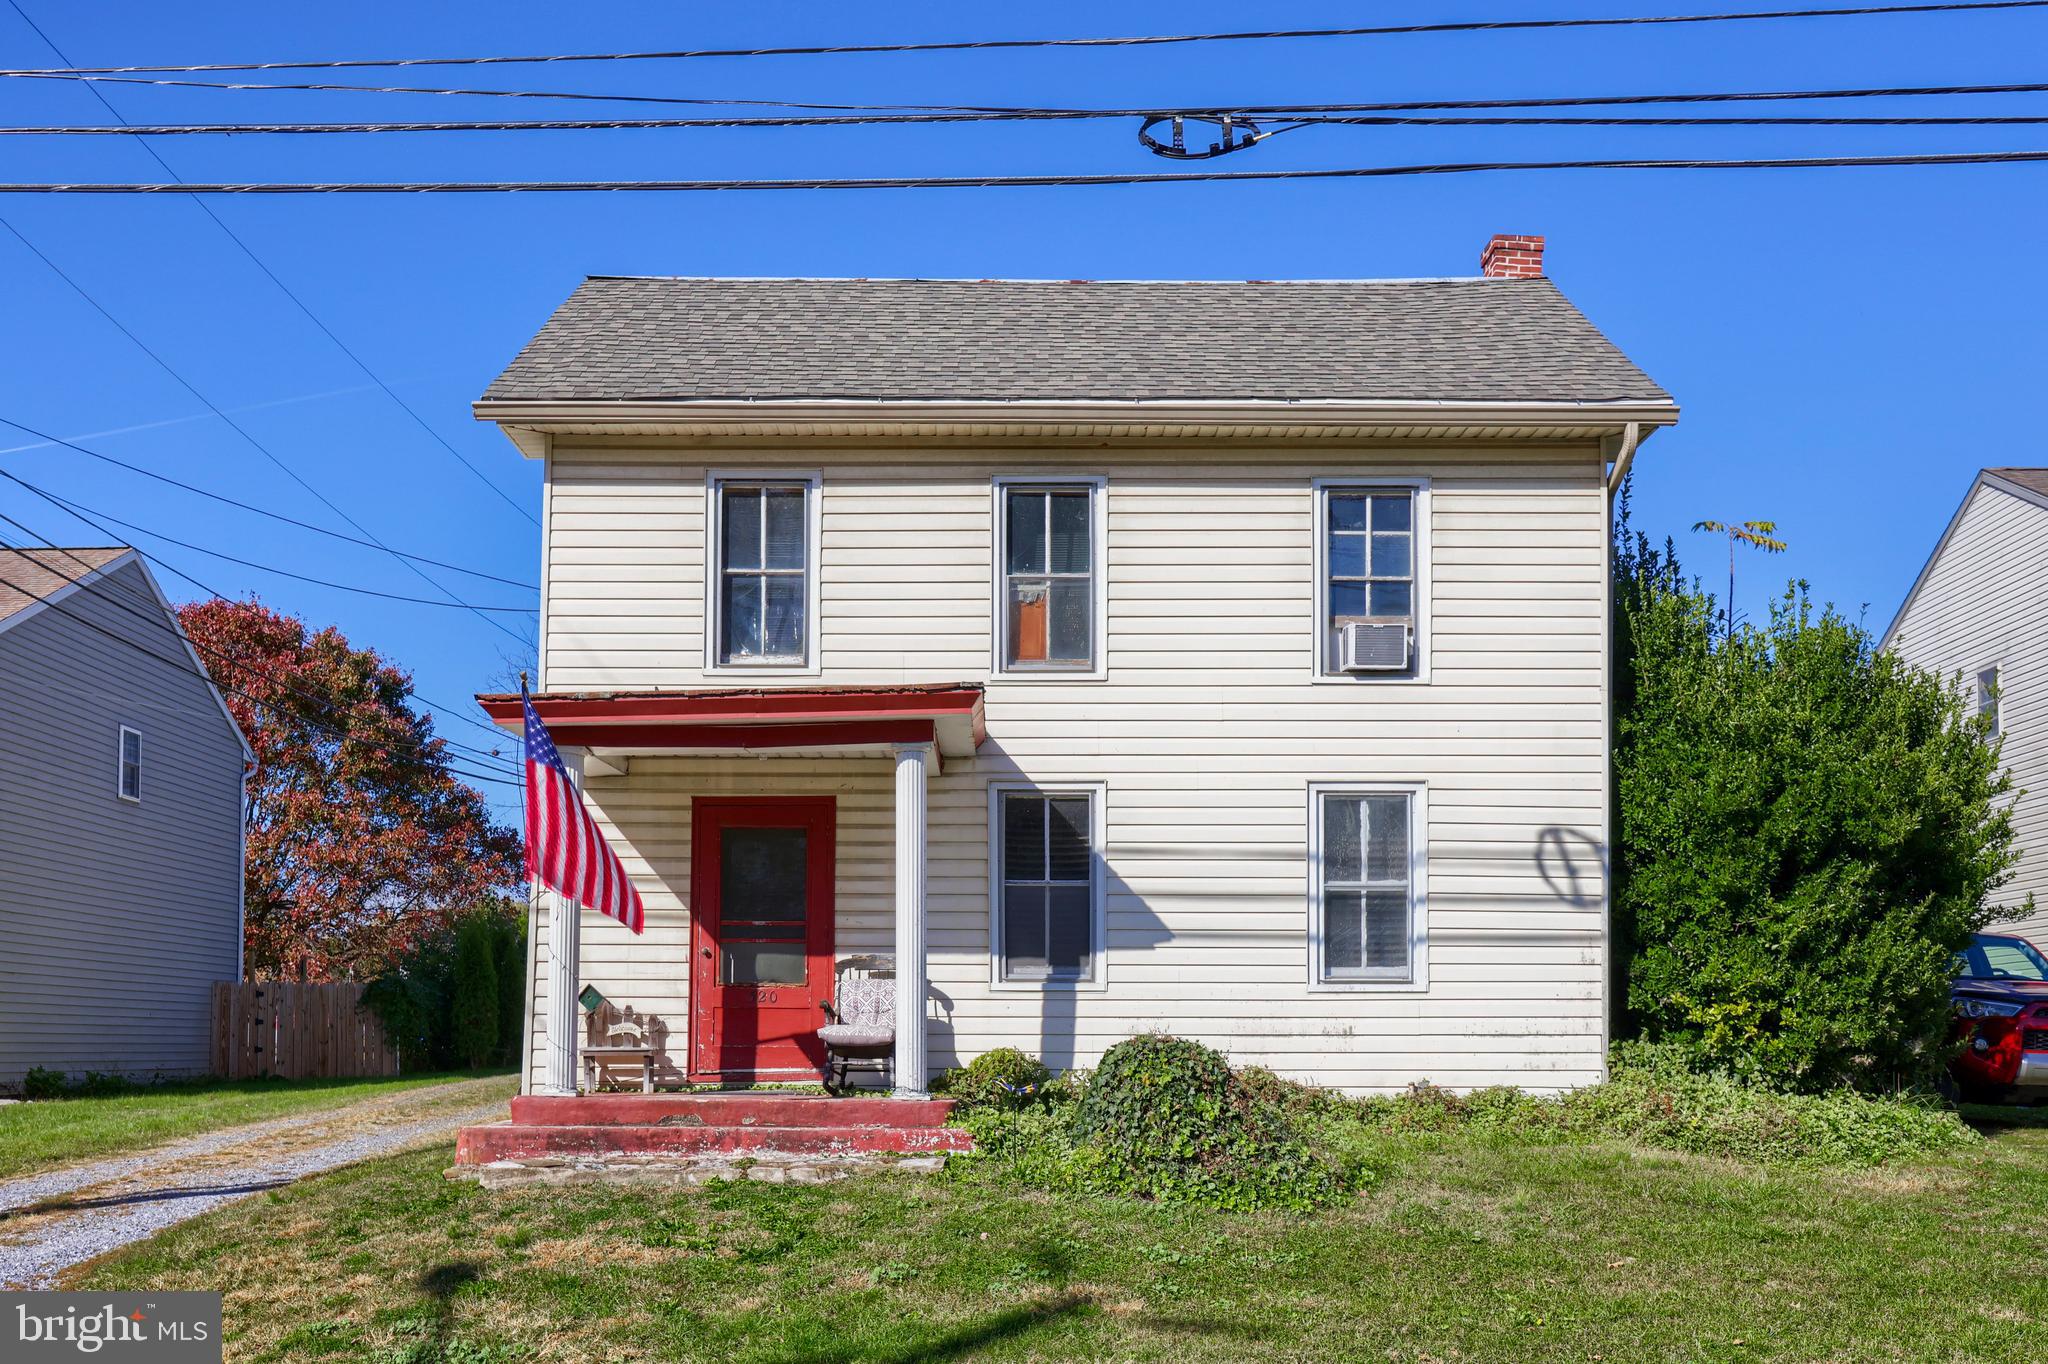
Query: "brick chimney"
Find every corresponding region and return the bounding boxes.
[1480,233,1545,279]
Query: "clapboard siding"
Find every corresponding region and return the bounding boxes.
[528,441,1610,1094]
[0,561,247,1084]
[1887,477,2048,940]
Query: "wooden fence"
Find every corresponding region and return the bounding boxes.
[211,981,400,1080]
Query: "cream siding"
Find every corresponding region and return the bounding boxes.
[1886,477,2048,939]
[529,441,1610,1094]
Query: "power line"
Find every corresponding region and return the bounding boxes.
[4,148,2048,194]
[0,530,522,789]
[16,111,2048,137]
[0,477,523,765]
[0,211,533,649]
[6,1,2045,74]
[6,469,535,612]
[2,0,537,529]
[0,413,535,589]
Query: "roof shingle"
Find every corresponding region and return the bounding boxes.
[481,276,1670,407]
[0,546,130,624]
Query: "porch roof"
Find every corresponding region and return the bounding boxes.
[478,682,985,759]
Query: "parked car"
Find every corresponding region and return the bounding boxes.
[1950,932,2048,1102]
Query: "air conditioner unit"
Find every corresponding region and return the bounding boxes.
[1339,621,1411,672]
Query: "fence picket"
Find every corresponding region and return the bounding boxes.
[210,981,399,1079]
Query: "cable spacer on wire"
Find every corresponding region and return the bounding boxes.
[1136,113,1265,159]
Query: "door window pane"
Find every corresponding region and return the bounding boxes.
[721,827,808,926]
[722,943,807,986]
[1319,792,1415,982]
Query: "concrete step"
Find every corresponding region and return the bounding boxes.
[457,1122,973,1164]
[507,1094,954,1129]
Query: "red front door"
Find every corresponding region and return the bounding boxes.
[688,797,835,1083]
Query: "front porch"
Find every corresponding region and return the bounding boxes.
[461,684,984,1161]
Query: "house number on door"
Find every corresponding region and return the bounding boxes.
[752,988,780,1004]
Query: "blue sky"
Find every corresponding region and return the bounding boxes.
[3,1,2046,820]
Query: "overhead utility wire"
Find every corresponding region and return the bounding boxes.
[17,111,2048,136]
[12,473,534,612]
[0,420,527,758]
[1,0,537,529]
[9,74,2048,115]
[8,0,2046,73]
[8,148,2048,194]
[0,522,521,787]
[0,413,535,590]
[0,211,533,650]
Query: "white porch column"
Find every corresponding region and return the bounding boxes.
[892,742,932,1097]
[540,750,585,1096]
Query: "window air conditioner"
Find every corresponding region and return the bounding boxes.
[1339,621,1411,672]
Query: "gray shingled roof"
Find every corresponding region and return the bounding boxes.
[0,547,130,624]
[1989,468,2048,499]
[481,276,1670,407]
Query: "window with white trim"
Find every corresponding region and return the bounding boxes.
[1978,666,2002,738]
[714,479,813,667]
[117,725,142,802]
[994,787,1098,982]
[996,482,1100,674]
[1312,788,1418,983]
[1317,485,1418,677]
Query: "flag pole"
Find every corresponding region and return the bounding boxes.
[528,673,583,1097]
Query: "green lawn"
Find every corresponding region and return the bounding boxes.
[73,1109,2048,1362]
[0,1072,505,1182]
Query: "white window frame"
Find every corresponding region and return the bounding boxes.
[987,779,1109,990]
[703,470,824,677]
[116,724,142,803]
[1306,781,1428,992]
[990,476,1109,682]
[1978,664,2002,739]
[1311,476,1431,684]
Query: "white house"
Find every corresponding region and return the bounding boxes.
[1883,467,2048,941]
[477,234,1678,1098]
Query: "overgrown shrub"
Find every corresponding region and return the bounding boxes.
[451,914,501,1069]
[362,898,525,1071]
[934,1048,1054,1112]
[20,1067,65,1100]
[1613,487,2024,1092]
[1070,1035,1361,1211]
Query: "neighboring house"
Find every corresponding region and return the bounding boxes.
[0,547,252,1086]
[1883,468,2048,941]
[478,234,1678,1097]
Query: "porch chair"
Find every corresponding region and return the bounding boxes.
[817,955,895,1095]
[580,987,659,1093]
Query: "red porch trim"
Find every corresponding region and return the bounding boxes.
[540,719,935,751]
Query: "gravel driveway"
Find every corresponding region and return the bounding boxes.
[0,1075,512,1288]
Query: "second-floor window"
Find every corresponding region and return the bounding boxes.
[117,725,142,801]
[996,479,1103,675]
[712,477,817,668]
[1317,482,1423,679]
[1979,665,2002,738]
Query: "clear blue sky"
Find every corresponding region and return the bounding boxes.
[3,1,2046,820]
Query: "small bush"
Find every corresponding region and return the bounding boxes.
[934,1048,1054,1112]
[1070,1035,1363,1211]
[21,1067,65,1100]
[71,1071,137,1098]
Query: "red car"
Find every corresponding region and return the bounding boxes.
[1950,932,2048,1102]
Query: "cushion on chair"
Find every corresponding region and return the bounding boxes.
[817,1024,895,1049]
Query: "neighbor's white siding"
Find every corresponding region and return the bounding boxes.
[529,440,1610,1094]
[1887,477,2048,940]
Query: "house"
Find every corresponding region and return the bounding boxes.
[475,234,1678,1099]
[0,547,252,1087]
[1882,468,2048,941]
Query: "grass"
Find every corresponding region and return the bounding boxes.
[71,1109,2048,1362]
[0,1071,508,1182]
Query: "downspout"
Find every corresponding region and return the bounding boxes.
[1597,421,1642,1081]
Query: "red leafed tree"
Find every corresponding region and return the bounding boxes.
[178,598,523,980]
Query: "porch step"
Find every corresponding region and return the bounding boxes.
[456,1122,972,1164]
[507,1094,954,1129]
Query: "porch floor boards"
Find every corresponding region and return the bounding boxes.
[455,1093,969,1165]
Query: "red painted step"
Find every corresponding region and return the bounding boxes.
[457,1122,973,1164]
[507,1094,954,1129]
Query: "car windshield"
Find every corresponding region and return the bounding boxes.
[1953,934,2048,981]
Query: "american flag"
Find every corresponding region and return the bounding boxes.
[523,688,644,934]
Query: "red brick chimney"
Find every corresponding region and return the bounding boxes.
[1480,233,1545,279]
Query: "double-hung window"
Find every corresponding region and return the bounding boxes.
[1316,482,1424,679]
[995,480,1103,675]
[1310,785,1425,986]
[117,725,142,802]
[710,476,817,669]
[992,785,1102,984]
[1978,666,2002,738]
